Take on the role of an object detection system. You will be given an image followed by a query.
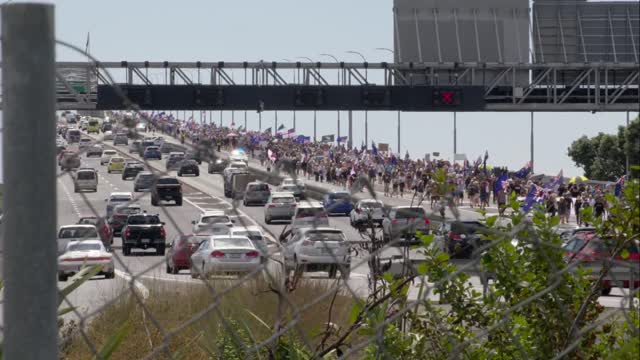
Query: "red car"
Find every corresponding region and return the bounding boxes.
[563,231,640,295]
[165,234,210,274]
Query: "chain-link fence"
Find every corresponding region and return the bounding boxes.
[2,4,639,359]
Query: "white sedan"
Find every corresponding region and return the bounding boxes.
[58,240,115,281]
[103,130,114,141]
[189,236,262,278]
[192,211,234,234]
[101,149,118,165]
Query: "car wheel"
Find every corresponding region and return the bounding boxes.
[134,186,138,192]
[195,171,199,177]
[73,187,78,193]
[175,198,183,206]
[151,197,158,206]
[106,271,115,279]
[58,273,68,282]
[208,169,213,174]
[108,169,111,173]
[166,263,172,274]
[190,263,199,279]
[601,287,612,296]
[157,246,165,256]
[328,265,337,279]
[264,216,271,224]
[123,246,130,256]
[177,172,182,177]
[171,264,179,275]
[243,199,247,207]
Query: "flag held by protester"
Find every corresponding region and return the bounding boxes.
[277,124,286,131]
[520,184,539,213]
[514,161,532,179]
[337,136,348,143]
[321,135,335,143]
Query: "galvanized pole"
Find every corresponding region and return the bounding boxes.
[275,110,278,134]
[397,111,401,154]
[244,111,247,130]
[348,110,353,149]
[626,111,630,177]
[530,111,535,173]
[453,112,457,155]
[293,110,297,131]
[2,3,58,359]
[259,111,262,132]
[313,110,317,142]
[365,110,368,148]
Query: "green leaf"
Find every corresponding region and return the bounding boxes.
[435,252,450,263]
[620,249,630,259]
[348,302,362,325]
[485,216,497,227]
[420,234,434,247]
[92,320,132,360]
[417,263,429,276]
[382,272,394,283]
[59,265,103,307]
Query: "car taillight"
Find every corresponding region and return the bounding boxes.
[268,204,276,208]
[245,251,259,258]
[302,240,314,246]
[424,218,430,225]
[160,226,166,239]
[449,231,461,240]
[124,228,131,238]
[211,251,225,258]
[392,219,398,225]
[356,209,361,214]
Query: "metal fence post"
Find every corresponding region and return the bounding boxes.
[2,3,58,359]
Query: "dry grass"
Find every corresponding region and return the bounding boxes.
[61,277,357,359]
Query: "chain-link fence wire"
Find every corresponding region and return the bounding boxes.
[44,39,640,359]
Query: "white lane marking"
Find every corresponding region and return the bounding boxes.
[114,269,150,299]
[58,179,82,217]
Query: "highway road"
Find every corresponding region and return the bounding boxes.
[36,128,635,326]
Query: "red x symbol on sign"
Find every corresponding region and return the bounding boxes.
[441,91,455,104]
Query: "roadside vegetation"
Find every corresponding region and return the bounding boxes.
[57,170,640,359]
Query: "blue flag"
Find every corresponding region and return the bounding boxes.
[514,161,532,179]
[337,136,348,143]
[372,142,378,156]
[521,184,538,213]
[494,174,509,194]
[391,155,397,166]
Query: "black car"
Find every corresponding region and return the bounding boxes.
[208,158,229,174]
[442,221,489,258]
[178,160,200,177]
[121,214,167,256]
[185,150,202,165]
[151,176,182,206]
[122,162,145,180]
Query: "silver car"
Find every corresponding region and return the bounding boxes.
[190,236,262,278]
[350,199,385,227]
[57,225,99,255]
[264,192,297,224]
[243,182,271,206]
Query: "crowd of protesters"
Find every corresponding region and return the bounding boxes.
[142,113,620,224]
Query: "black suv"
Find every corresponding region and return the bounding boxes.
[122,162,145,180]
[151,176,182,206]
[178,160,200,177]
[121,214,167,256]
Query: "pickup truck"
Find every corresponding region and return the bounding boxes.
[121,214,167,256]
[151,176,183,206]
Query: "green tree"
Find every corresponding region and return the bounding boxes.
[567,116,639,180]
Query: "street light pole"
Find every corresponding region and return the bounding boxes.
[530,112,535,173]
[346,50,368,150]
[321,53,341,143]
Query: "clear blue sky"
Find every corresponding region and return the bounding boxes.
[1,0,637,182]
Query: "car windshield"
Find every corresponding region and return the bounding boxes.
[187,235,209,245]
[59,227,98,238]
[76,171,95,180]
[111,197,131,203]
[330,193,350,200]
[78,218,98,225]
[201,216,230,224]
[395,208,427,219]
[157,178,179,185]
[214,238,252,248]
[305,230,345,242]
[232,231,263,241]
[248,184,269,191]
[361,201,383,209]
[111,158,124,163]
[67,243,102,252]
[296,208,325,217]
[127,215,161,225]
[281,185,299,192]
[116,207,141,215]
[450,222,486,235]
[272,197,295,204]
[103,151,116,155]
